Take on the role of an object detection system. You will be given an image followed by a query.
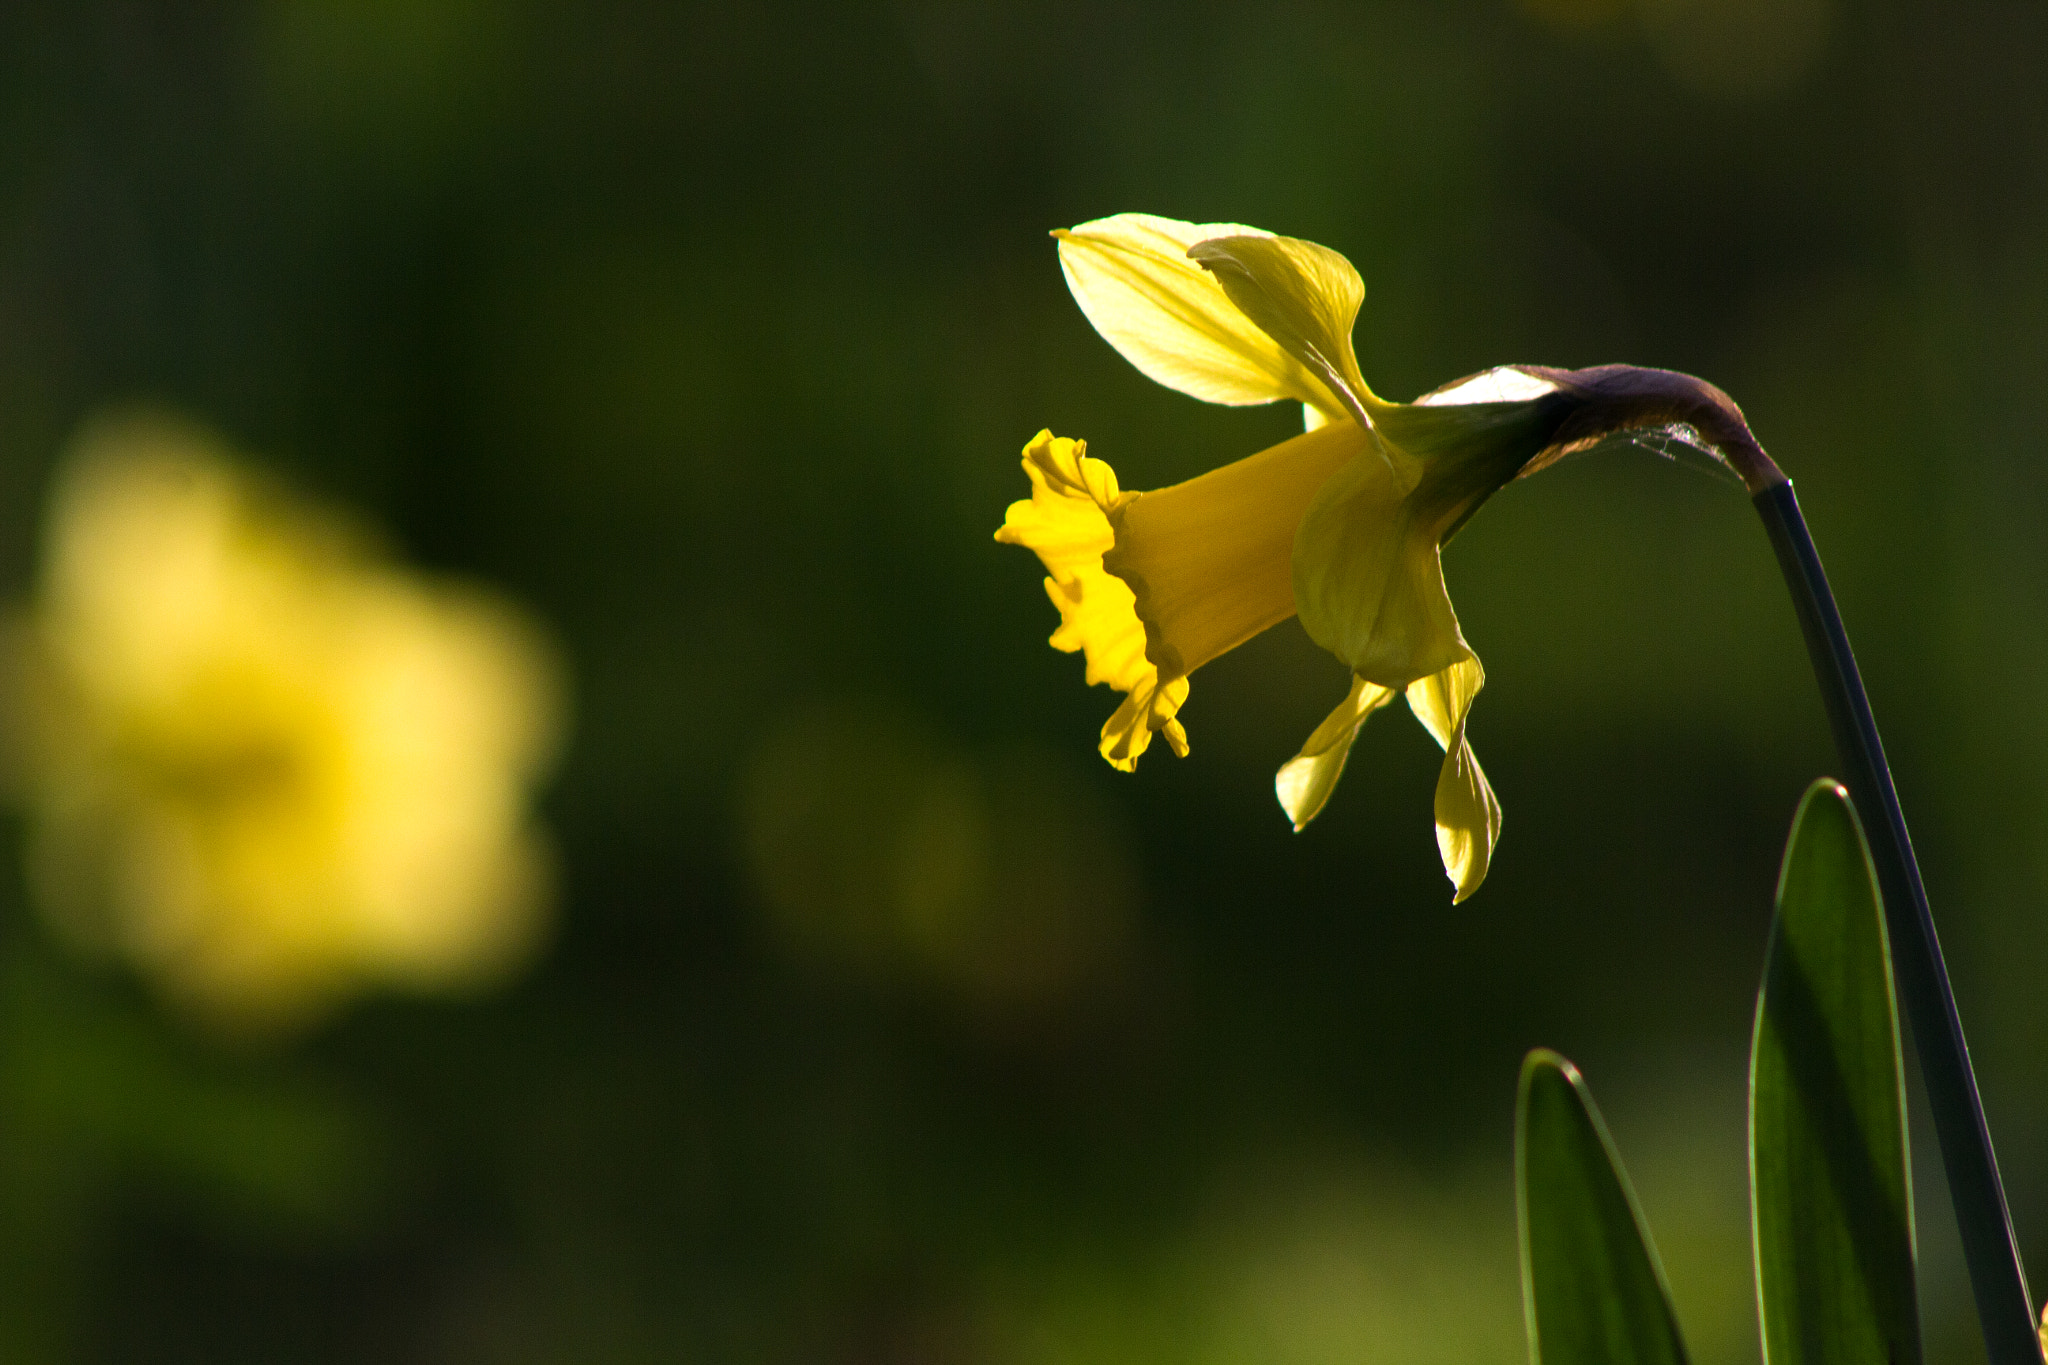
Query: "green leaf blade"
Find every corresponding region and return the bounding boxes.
[1518,1049,1690,1365]
[1750,779,1920,1365]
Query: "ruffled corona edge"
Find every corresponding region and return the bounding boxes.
[995,431,1189,770]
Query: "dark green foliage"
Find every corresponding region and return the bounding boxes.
[1750,780,1919,1365]
[1518,781,1925,1365]
[1517,1050,1689,1365]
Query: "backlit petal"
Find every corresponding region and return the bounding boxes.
[1415,366,1561,406]
[1105,419,1364,678]
[1290,444,1471,690]
[1057,214,1345,420]
[1405,658,1501,902]
[996,431,1189,770]
[1274,673,1397,831]
[1186,234,1376,428]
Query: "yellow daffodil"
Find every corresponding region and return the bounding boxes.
[999,214,1637,901]
[3,413,566,1031]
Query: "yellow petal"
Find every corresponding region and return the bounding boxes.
[1186,234,1377,429]
[995,431,1189,770]
[1274,673,1397,830]
[1290,444,1471,690]
[1405,658,1501,902]
[1100,672,1191,769]
[1056,214,1346,420]
[1105,418,1365,678]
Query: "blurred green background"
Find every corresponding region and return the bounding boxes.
[3,0,2047,1360]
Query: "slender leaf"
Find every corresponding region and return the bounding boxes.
[1518,1049,1690,1365]
[1750,779,1920,1365]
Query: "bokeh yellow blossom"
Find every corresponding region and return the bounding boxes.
[3,412,566,1033]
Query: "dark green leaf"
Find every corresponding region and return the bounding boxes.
[1751,779,1920,1365]
[1518,1049,1689,1365]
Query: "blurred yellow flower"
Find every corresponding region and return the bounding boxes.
[999,214,1598,901]
[3,413,566,1031]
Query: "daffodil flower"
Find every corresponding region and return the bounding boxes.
[4,413,567,1030]
[998,213,1694,900]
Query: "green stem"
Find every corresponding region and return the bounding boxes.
[1755,480,2036,1363]
[1503,362,2031,1354]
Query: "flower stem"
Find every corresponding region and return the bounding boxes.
[1755,480,2037,1363]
